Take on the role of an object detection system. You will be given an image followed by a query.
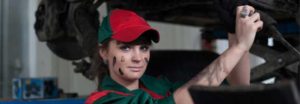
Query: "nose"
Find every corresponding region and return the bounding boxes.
[132,48,142,63]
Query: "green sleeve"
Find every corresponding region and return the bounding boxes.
[93,90,175,104]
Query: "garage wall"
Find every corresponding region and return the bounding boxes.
[0,0,3,98]
[149,21,202,50]
[1,0,34,98]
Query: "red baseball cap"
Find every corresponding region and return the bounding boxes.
[98,9,160,44]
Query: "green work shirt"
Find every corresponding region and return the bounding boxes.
[85,75,183,104]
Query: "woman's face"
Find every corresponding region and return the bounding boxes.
[101,39,151,81]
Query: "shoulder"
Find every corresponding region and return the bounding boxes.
[140,75,174,94]
[85,90,131,104]
[141,75,184,93]
[141,75,172,86]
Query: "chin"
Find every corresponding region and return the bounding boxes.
[125,73,143,80]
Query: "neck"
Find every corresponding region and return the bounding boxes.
[110,74,139,91]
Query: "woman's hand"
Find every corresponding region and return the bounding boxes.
[228,33,237,47]
[234,5,263,51]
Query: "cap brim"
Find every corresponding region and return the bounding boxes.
[112,26,159,43]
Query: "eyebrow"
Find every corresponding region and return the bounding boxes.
[116,41,124,45]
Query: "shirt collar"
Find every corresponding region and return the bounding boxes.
[100,75,131,93]
[100,75,170,95]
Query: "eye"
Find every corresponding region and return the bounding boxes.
[119,45,131,52]
[140,45,150,52]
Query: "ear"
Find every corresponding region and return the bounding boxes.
[99,47,108,61]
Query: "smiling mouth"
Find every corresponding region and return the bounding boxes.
[127,66,143,72]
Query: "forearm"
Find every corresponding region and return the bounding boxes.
[173,45,246,104]
[226,52,250,85]
[226,32,251,85]
[188,45,246,86]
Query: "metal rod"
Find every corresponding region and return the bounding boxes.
[270,26,300,59]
